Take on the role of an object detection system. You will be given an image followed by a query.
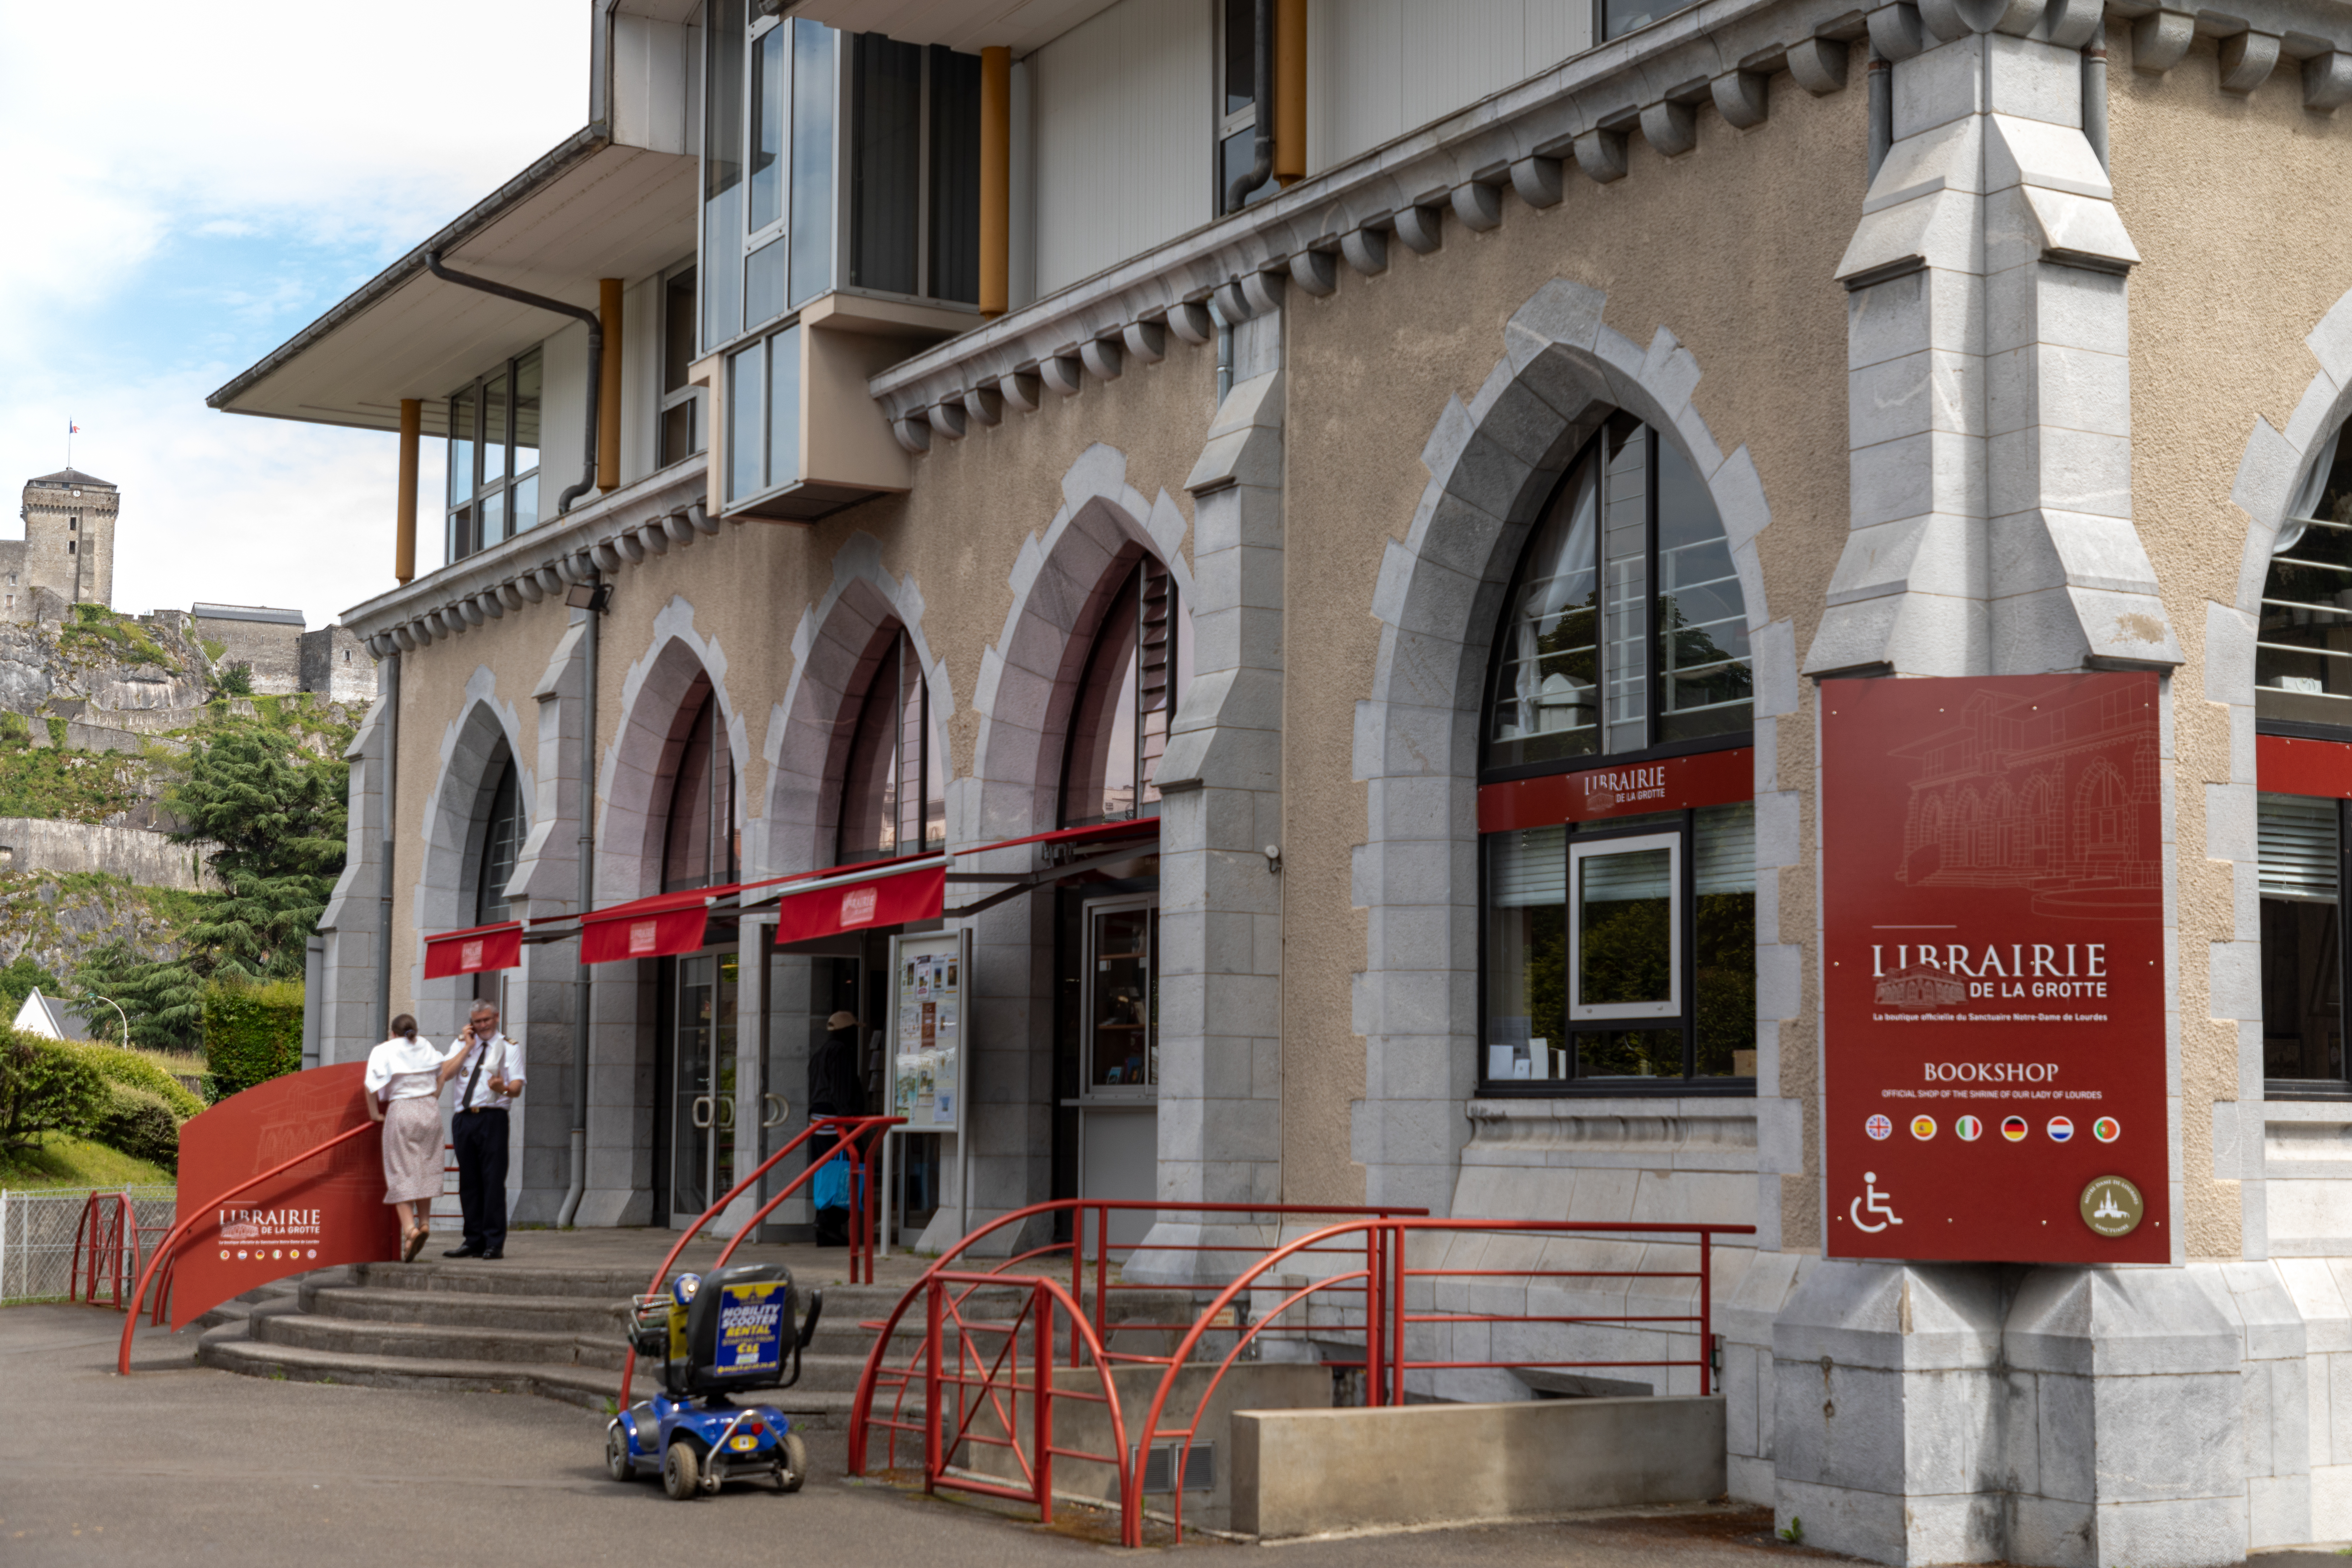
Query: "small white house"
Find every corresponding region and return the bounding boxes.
[14,988,92,1043]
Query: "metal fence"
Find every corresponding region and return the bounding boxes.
[0,1187,175,1305]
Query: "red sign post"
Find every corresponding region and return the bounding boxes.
[169,1062,399,1328]
[1822,674,2168,1264]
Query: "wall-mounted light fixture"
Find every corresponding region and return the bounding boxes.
[565,582,613,612]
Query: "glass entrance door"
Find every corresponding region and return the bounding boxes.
[1078,895,1156,1246]
[667,949,739,1224]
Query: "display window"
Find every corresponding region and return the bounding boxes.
[1478,416,1754,1094]
[2256,734,2352,1090]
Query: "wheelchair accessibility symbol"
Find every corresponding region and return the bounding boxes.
[1850,1172,1903,1233]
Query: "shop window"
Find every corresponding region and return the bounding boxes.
[1479,415,1754,1093]
[661,683,737,893]
[837,627,944,864]
[473,753,525,925]
[444,348,543,566]
[1061,557,1193,827]
[2260,792,2346,1082]
[2259,431,2352,730]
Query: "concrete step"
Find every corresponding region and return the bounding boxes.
[302,1283,626,1334]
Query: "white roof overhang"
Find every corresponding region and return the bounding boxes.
[781,0,1121,54]
[209,126,698,437]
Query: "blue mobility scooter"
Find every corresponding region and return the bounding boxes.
[607,1262,825,1499]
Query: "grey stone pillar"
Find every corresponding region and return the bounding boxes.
[1132,365,1286,1281]
[314,694,387,1065]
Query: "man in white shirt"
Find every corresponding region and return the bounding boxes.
[443,1001,525,1260]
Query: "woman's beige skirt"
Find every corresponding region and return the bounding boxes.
[381,1096,442,1206]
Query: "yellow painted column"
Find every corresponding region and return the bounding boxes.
[396,398,420,584]
[1275,0,1306,186]
[598,278,624,491]
[980,46,1011,319]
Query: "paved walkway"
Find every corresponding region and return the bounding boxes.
[4,1301,1825,1568]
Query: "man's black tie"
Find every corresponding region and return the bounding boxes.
[463,1038,490,1111]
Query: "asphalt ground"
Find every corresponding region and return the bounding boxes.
[1,1301,1840,1568]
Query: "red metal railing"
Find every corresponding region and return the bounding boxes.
[617,1113,901,1406]
[70,1191,167,1310]
[116,1121,379,1374]
[916,1271,1132,1534]
[1126,1217,1756,1545]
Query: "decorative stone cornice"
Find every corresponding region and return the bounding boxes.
[2114,0,2352,101]
[340,462,712,656]
[870,0,1876,439]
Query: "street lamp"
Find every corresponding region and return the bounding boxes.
[88,994,129,1051]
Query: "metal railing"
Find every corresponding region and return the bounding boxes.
[616,1113,902,1406]
[849,1203,1753,1546]
[70,1190,174,1310]
[0,1186,174,1305]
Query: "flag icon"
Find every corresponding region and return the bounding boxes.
[2001,1115,2029,1142]
[2093,1116,2120,1143]
[1911,1115,1937,1140]
[1957,1115,1983,1141]
[68,422,79,434]
[2048,1116,2074,1142]
[1866,1114,1893,1140]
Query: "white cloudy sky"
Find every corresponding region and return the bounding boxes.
[0,2,587,629]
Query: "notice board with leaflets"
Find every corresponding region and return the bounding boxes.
[887,928,972,1135]
[1822,672,2169,1264]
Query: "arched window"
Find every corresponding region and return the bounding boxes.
[1061,557,1191,827]
[837,627,942,864]
[1479,414,1756,1092]
[2257,435,2352,1083]
[473,752,525,925]
[662,683,737,892]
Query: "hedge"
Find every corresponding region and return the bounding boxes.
[0,1030,107,1152]
[202,978,305,1101]
[74,1043,205,1120]
[93,1081,179,1170]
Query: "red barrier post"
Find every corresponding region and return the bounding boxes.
[1699,1228,1713,1397]
[1033,1277,1054,1524]
[923,1277,944,1495]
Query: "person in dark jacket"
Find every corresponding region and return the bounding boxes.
[808,1011,861,1246]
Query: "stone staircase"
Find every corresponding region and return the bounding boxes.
[191,1256,1194,1429]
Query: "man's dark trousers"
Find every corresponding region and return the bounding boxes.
[451,1107,509,1254]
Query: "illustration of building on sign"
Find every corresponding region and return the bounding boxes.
[1874,966,1971,1009]
[1891,686,2160,915]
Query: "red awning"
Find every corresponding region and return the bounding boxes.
[955,817,1160,858]
[423,921,524,978]
[740,853,949,945]
[580,887,732,964]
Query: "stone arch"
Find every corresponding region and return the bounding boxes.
[760,534,952,881]
[1350,276,1798,1220]
[966,443,1195,847]
[412,669,529,1036]
[598,597,749,903]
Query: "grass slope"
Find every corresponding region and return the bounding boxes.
[0,1134,175,1190]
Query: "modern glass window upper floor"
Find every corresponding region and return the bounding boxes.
[446,349,542,568]
[699,7,981,361]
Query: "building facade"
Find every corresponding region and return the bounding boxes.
[210,0,2352,1561]
[11,468,117,620]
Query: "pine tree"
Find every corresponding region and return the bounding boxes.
[169,719,349,980]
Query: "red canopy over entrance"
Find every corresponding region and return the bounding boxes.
[580,887,732,964]
[421,920,524,978]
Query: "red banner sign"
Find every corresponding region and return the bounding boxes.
[2258,732,2352,798]
[1478,746,1752,834]
[422,921,523,978]
[772,861,946,946]
[1822,673,2167,1263]
[581,890,717,964]
[171,1063,398,1329]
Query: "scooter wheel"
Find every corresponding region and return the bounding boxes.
[663,1439,702,1501]
[605,1424,636,1483]
[775,1433,808,1494]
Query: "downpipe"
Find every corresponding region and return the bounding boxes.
[423,250,601,514]
[1224,0,1274,213]
[555,574,600,1229]
[376,650,400,1038]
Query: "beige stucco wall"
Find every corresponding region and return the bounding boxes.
[2110,34,2352,1259]
[1276,76,1865,1212]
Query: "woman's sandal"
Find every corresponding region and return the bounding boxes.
[402,1225,429,1263]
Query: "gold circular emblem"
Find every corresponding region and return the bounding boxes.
[2079,1175,2144,1237]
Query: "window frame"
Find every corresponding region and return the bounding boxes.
[2258,780,2352,1099]
[834,626,943,866]
[658,259,706,469]
[1567,827,1683,1023]
[443,348,543,568]
[1474,417,1756,1099]
[1058,556,1188,830]
[1214,0,1275,215]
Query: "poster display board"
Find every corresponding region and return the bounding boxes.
[888,928,973,1135]
[172,1062,398,1329]
[1822,673,2169,1264]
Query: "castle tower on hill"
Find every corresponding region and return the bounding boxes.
[12,468,117,623]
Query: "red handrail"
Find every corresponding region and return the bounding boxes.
[846,1196,1428,1476]
[116,1121,379,1375]
[1126,1217,1756,1546]
[616,1113,902,1406]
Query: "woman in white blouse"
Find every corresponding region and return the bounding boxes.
[363,1015,463,1261]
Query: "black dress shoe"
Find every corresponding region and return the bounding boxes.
[442,1245,484,1259]
[480,1249,504,1260]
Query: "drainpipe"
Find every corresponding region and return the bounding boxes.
[423,251,602,514]
[555,576,601,1229]
[1867,52,1892,182]
[1225,0,1274,213]
[2082,22,2109,171]
[376,650,400,1040]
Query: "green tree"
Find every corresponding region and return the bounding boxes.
[73,941,206,1054]
[0,954,60,1021]
[170,720,348,980]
